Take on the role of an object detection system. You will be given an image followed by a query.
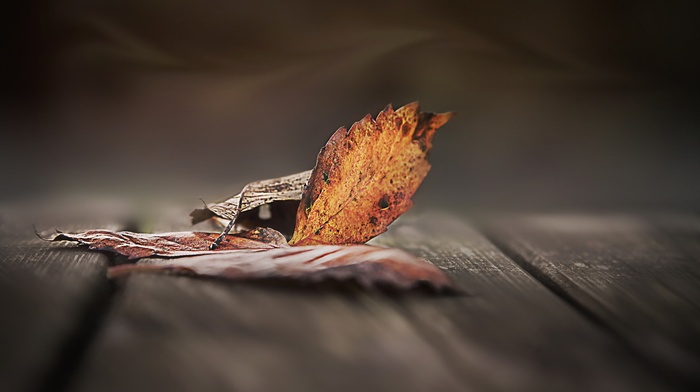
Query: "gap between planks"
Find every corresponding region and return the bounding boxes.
[479,213,700,390]
[0,206,128,392]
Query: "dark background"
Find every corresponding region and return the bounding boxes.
[3,0,700,213]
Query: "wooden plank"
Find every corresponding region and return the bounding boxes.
[70,213,667,391]
[0,218,111,392]
[482,213,700,388]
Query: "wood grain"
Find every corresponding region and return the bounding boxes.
[0,221,111,392]
[482,213,700,388]
[70,214,665,392]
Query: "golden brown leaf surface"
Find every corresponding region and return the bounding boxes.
[289,102,453,246]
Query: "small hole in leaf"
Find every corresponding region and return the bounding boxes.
[258,204,272,220]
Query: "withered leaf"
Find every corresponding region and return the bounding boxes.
[107,245,454,292]
[290,102,453,246]
[49,227,287,259]
[47,102,456,293]
[191,170,311,232]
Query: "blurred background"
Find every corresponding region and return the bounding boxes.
[2,0,699,214]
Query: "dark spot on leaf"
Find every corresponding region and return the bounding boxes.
[414,113,434,139]
[369,216,378,225]
[401,123,411,135]
[322,172,329,183]
[416,137,427,152]
[378,195,390,210]
[315,228,321,235]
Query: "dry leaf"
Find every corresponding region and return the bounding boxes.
[49,228,454,291]
[190,170,311,239]
[107,245,454,291]
[290,102,453,245]
[49,227,287,259]
[47,102,456,292]
[232,200,301,238]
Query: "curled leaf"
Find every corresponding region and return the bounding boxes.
[50,227,287,259]
[290,102,453,246]
[190,170,311,231]
[108,245,454,292]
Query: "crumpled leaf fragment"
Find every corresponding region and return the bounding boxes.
[107,245,454,291]
[190,170,311,233]
[232,200,300,238]
[49,227,287,259]
[290,102,453,246]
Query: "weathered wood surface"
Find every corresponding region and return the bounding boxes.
[70,214,665,392]
[0,216,111,392]
[482,213,700,389]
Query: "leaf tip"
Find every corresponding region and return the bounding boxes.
[401,101,421,113]
[440,111,457,122]
[429,110,456,131]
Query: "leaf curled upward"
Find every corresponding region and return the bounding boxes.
[191,171,311,246]
[190,171,311,225]
[290,102,454,246]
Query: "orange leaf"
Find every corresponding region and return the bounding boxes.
[289,102,453,246]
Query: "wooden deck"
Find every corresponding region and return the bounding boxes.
[1,206,698,391]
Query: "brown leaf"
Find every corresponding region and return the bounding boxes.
[191,102,452,249]
[47,102,456,292]
[289,102,453,245]
[50,227,287,259]
[190,170,311,233]
[233,200,301,238]
[107,245,454,292]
